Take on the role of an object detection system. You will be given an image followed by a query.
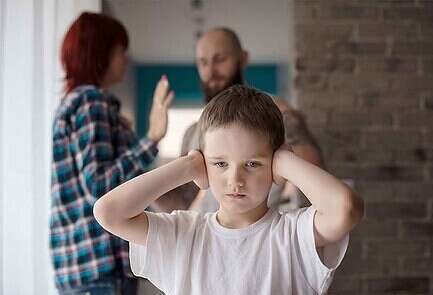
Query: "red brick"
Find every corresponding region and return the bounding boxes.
[402,258,433,273]
[363,129,425,149]
[329,73,388,92]
[296,24,354,40]
[388,76,432,91]
[358,23,420,41]
[394,148,433,164]
[331,41,387,56]
[352,219,399,239]
[310,127,361,148]
[383,7,433,21]
[366,202,427,219]
[401,221,433,239]
[329,111,393,128]
[358,90,421,111]
[298,90,357,110]
[296,57,355,73]
[319,5,380,20]
[399,111,433,128]
[367,277,430,293]
[328,164,424,181]
[330,148,393,165]
[392,41,433,56]
[384,57,419,72]
[328,276,362,294]
[421,58,433,73]
[366,240,430,258]
[356,57,419,73]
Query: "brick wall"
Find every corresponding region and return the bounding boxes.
[293,1,433,294]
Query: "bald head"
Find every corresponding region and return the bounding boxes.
[197,27,243,54]
[196,28,249,103]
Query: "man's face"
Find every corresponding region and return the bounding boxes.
[196,31,244,103]
[203,124,273,216]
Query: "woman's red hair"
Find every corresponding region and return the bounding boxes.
[61,12,129,93]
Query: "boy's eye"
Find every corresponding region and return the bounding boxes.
[246,161,260,168]
[214,162,227,168]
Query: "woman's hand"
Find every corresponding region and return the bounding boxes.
[187,150,209,189]
[147,75,174,142]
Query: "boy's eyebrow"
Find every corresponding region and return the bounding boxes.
[206,154,270,160]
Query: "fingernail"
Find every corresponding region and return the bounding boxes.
[161,74,167,80]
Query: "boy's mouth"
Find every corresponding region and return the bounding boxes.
[226,193,246,199]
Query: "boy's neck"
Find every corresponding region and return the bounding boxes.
[216,201,269,229]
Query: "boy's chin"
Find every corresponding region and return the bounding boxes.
[219,199,268,214]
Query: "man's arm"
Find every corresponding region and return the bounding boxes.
[282,108,325,169]
[273,150,364,248]
[93,152,207,245]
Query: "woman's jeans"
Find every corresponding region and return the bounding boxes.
[58,276,138,295]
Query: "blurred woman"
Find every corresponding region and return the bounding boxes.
[50,12,173,294]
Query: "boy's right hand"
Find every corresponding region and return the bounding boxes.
[187,150,209,189]
[272,148,289,186]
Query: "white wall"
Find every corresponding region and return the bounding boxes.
[104,0,291,63]
[0,1,100,294]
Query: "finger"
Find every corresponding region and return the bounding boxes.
[154,75,169,102]
[163,90,175,109]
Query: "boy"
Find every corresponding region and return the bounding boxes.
[94,85,364,294]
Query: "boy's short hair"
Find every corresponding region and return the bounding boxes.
[198,85,285,151]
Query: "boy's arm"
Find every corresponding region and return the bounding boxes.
[93,151,208,245]
[150,123,201,212]
[273,149,364,248]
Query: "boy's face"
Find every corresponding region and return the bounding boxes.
[203,124,274,215]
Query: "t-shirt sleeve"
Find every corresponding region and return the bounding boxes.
[129,211,181,294]
[295,206,349,293]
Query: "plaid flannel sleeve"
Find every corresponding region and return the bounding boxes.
[73,96,158,201]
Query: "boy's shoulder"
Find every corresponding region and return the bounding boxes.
[272,206,316,230]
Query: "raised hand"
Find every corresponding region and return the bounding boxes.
[147,75,174,142]
[187,150,209,190]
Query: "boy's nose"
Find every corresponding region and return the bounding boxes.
[228,169,245,191]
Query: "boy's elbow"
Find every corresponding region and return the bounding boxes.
[93,199,104,224]
[343,191,364,227]
[93,197,112,230]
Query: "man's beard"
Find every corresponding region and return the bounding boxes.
[201,67,243,104]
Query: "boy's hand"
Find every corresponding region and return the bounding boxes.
[187,150,209,189]
[272,148,289,185]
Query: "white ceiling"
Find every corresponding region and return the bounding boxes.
[104,0,293,63]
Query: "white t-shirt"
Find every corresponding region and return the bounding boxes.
[130,207,348,295]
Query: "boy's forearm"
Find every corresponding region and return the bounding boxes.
[275,150,362,218]
[94,155,194,224]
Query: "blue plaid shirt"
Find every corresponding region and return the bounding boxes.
[50,85,158,289]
